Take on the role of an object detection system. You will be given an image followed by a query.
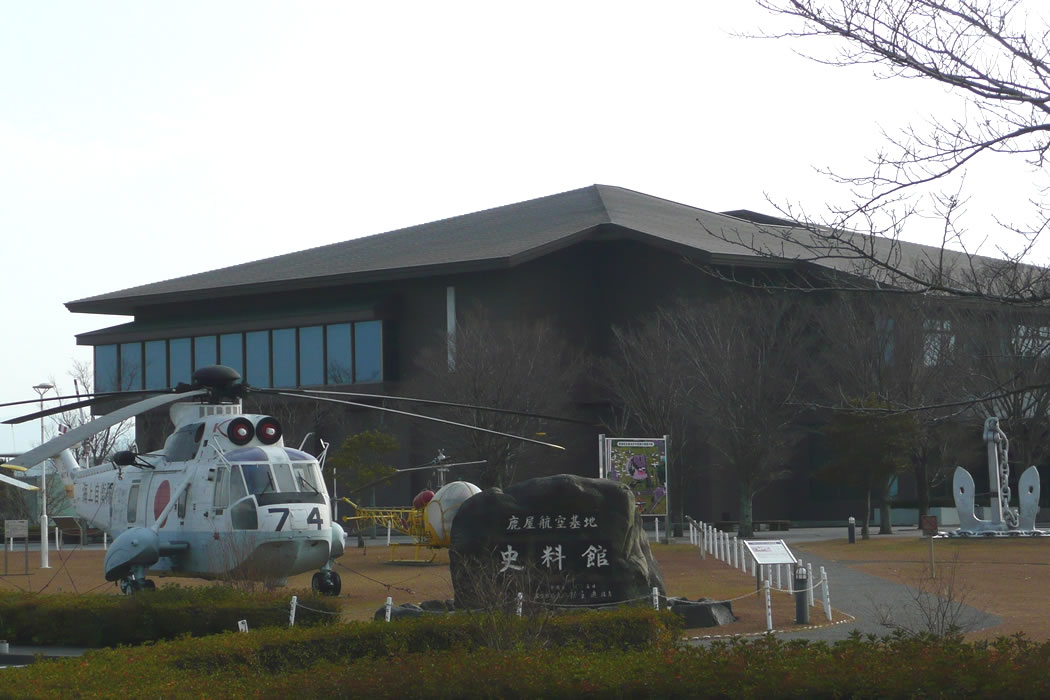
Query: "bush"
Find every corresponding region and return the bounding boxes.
[0,586,338,646]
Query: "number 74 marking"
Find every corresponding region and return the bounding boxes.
[268,507,323,531]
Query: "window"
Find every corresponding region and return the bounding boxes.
[120,342,143,390]
[241,464,276,495]
[169,338,192,385]
[245,331,270,387]
[213,467,229,509]
[220,333,244,375]
[923,319,955,366]
[176,489,188,519]
[194,335,217,369]
[354,320,382,383]
[127,483,140,523]
[144,340,167,390]
[93,319,384,392]
[272,463,297,492]
[299,326,324,386]
[1014,325,1050,358]
[326,323,352,384]
[292,463,322,493]
[230,466,248,502]
[875,318,895,366]
[272,328,297,387]
[95,345,119,393]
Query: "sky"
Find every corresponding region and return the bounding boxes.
[0,1,1044,453]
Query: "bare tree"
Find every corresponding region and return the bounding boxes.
[409,310,584,488]
[735,0,1050,302]
[48,360,135,467]
[605,293,814,537]
[816,295,973,516]
[601,315,701,536]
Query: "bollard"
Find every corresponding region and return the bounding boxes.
[848,516,856,544]
[654,518,660,542]
[386,521,392,546]
[385,596,393,622]
[764,579,773,631]
[794,565,809,624]
[807,562,815,607]
[516,591,523,617]
[652,586,660,610]
[289,595,298,627]
[820,566,832,621]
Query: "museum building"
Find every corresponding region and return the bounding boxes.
[65,184,1002,525]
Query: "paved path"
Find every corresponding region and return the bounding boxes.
[687,527,1001,643]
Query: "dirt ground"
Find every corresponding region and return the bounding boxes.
[0,541,840,636]
[1,535,1043,639]
[794,536,1050,641]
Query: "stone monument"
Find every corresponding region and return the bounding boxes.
[449,474,666,609]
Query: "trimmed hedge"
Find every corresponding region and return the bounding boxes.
[0,586,338,646]
[6,625,1050,698]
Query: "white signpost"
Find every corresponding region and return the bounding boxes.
[743,539,797,589]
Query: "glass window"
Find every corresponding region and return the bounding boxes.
[230,465,248,502]
[144,340,167,390]
[95,345,119,393]
[354,320,382,383]
[177,490,188,519]
[299,326,324,386]
[272,463,296,492]
[220,333,244,375]
[241,464,276,495]
[169,338,192,386]
[292,463,322,493]
[194,335,217,369]
[127,483,140,523]
[326,323,352,384]
[923,319,955,366]
[272,328,297,387]
[244,331,270,388]
[120,342,143,390]
[213,467,229,509]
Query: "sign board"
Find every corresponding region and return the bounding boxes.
[601,437,668,516]
[4,520,28,539]
[743,539,797,565]
[920,515,939,537]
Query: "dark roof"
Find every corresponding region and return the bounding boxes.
[66,184,958,316]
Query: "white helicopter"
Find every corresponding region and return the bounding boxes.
[0,365,568,594]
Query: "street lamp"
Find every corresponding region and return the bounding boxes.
[32,382,54,569]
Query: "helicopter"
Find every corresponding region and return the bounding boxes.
[0,365,569,594]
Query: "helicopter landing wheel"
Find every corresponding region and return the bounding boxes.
[312,570,341,596]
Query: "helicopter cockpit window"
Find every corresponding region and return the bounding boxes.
[166,422,204,462]
[271,463,296,492]
[229,465,248,502]
[240,464,276,495]
[292,463,321,493]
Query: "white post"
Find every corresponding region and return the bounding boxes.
[764,579,773,631]
[820,566,832,621]
[775,564,782,590]
[787,564,793,594]
[386,521,392,546]
[807,563,815,608]
[289,595,298,627]
[654,518,660,542]
[652,586,660,610]
[103,532,108,550]
[54,526,60,552]
[385,596,393,622]
[516,591,523,617]
[751,556,756,577]
[699,525,706,560]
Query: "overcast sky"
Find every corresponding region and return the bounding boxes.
[0,1,1042,453]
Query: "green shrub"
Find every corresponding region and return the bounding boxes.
[0,586,338,647]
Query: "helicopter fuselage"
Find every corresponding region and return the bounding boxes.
[56,403,344,588]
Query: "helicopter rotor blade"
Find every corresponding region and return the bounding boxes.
[289,389,594,425]
[6,389,208,468]
[3,396,110,424]
[0,390,157,411]
[0,471,37,491]
[268,391,566,451]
